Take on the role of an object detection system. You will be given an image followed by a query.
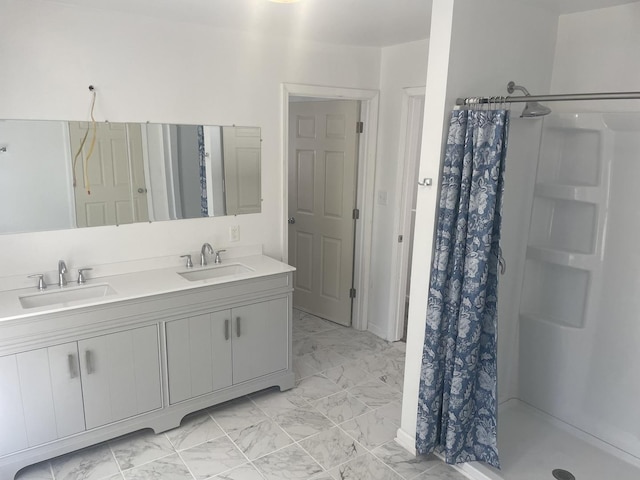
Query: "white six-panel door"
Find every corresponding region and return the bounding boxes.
[69,122,149,227]
[288,100,360,326]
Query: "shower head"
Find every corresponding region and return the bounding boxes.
[507,81,552,117]
[520,101,552,117]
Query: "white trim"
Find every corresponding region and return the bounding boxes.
[387,86,426,341]
[435,453,486,480]
[281,83,379,332]
[395,427,417,455]
[367,321,387,340]
[454,463,496,480]
[396,428,477,480]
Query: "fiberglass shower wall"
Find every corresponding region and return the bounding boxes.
[517,112,640,460]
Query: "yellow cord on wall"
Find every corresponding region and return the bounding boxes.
[72,86,97,195]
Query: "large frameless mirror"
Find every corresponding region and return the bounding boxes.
[0,120,262,234]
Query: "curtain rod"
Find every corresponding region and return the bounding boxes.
[456,91,640,106]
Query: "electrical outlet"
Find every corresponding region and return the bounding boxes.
[377,190,388,206]
[229,225,240,242]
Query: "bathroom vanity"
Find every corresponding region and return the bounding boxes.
[0,252,295,479]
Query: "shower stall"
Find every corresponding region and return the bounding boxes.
[453,89,640,480]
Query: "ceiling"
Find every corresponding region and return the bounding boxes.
[36,0,639,47]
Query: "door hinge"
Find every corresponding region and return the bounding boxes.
[398,235,403,243]
[349,288,357,299]
[356,121,364,133]
[352,208,360,220]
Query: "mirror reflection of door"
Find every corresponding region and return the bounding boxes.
[288,99,360,327]
[69,122,149,227]
[223,126,261,215]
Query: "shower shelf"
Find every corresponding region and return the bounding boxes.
[526,246,597,269]
[534,183,601,203]
[519,113,612,332]
[520,312,584,330]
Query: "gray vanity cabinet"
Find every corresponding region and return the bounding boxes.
[0,268,295,480]
[166,310,233,404]
[0,342,85,456]
[78,325,162,429]
[166,296,289,404]
[0,325,162,458]
[231,298,288,384]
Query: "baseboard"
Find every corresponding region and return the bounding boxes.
[367,322,388,340]
[395,428,496,480]
[395,428,416,455]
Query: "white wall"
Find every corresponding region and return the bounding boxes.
[398,0,558,451]
[367,39,429,340]
[552,2,640,111]
[0,0,380,284]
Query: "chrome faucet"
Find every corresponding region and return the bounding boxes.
[200,243,214,266]
[58,260,67,287]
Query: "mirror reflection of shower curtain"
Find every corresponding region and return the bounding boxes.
[416,109,510,468]
[197,125,208,217]
[205,126,227,217]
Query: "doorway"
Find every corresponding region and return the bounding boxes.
[288,99,360,326]
[390,87,425,341]
[282,84,380,332]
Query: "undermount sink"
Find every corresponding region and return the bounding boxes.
[178,263,253,282]
[19,284,117,309]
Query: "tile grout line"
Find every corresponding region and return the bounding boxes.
[172,447,201,480]
[108,434,190,479]
[107,441,126,480]
[367,441,436,480]
[46,460,55,480]
[206,398,275,479]
[246,394,330,477]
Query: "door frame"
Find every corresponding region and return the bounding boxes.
[388,87,426,341]
[282,83,379,331]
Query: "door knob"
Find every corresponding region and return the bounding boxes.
[288,217,296,225]
[137,187,147,194]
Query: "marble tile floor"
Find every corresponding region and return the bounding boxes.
[15,309,467,480]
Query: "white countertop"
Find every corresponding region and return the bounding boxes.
[0,254,295,322]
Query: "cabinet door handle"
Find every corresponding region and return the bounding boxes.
[236,317,241,337]
[68,353,78,379]
[85,350,94,374]
[224,319,230,340]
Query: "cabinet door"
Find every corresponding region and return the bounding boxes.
[0,354,29,455]
[23,342,85,440]
[0,343,84,456]
[34,343,85,439]
[79,325,162,429]
[232,298,289,384]
[166,311,232,404]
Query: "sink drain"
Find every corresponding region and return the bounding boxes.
[552,469,575,480]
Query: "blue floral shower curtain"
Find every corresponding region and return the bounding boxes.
[197,125,209,217]
[416,109,510,468]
